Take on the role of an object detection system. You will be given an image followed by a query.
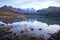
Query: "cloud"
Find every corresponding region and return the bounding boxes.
[12,0,60,9]
[12,0,26,3]
[0,0,60,9]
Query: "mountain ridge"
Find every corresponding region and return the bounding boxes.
[0,5,60,15]
[0,5,36,14]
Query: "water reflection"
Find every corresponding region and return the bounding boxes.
[0,18,60,40]
[22,17,60,25]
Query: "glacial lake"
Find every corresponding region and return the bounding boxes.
[14,17,60,25]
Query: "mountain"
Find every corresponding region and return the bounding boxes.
[1,5,60,15]
[4,5,36,13]
[0,5,26,23]
[36,6,60,25]
[0,5,18,15]
[15,8,36,14]
[0,5,36,14]
[36,6,60,17]
[23,8,36,13]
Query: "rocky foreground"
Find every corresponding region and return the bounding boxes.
[0,21,60,40]
[0,26,44,40]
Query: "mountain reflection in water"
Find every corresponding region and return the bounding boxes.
[21,17,60,25]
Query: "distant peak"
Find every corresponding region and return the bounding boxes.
[48,6,57,8]
[3,5,13,8]
[3,5,8,7]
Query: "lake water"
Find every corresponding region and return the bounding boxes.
[0,17,60,40]
[15,17,60,25]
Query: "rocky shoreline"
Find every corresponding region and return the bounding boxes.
[0,21,60,40]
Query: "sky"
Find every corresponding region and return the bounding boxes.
[0,0,60,10]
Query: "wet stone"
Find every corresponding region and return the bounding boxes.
[29,37,35,40]
[39,28,42,31]
[31,28,34,31]
[20,31,24,34]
